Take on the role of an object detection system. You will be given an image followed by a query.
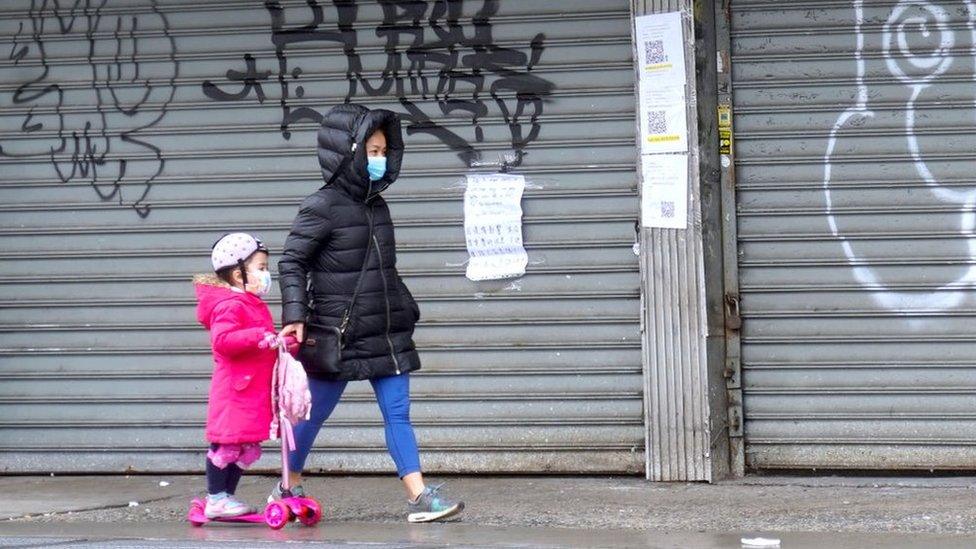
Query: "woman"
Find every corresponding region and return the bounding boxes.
[275,103,464,523]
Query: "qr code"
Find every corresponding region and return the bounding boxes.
[647,110,667,134]
[661,201,675,219]
[644,39,666,64]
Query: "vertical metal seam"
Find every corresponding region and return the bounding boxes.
[650,238,660,480]
[678,229,698,473]
[696,221,712,479]
[688,6,712,481]
[676,230,692,478]
[653,232,667,480]
[659,232,675,479]
[670,231,685,479]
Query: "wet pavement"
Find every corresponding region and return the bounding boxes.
[4,475,976,547]
[3,523,976,548]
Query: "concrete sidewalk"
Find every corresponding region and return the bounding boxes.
[4,522,976,549]
[3,475,976,546]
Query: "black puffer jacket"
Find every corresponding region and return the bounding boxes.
[279,104,421,381]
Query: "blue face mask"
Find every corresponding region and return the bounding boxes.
[367,156,387,182]
[246,269,272,297]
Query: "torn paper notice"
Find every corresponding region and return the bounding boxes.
[464,173,528,281]
[641,153,688,229]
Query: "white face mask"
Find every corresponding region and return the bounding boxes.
[247,269,272,297]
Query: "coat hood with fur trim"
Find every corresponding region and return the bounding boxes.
[194,274,245,330]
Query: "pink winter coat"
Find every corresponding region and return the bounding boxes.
[194,274,276,444]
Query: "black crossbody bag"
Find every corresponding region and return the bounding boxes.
[299,207,375,374]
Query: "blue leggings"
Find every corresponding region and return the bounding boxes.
[288,373,421,478]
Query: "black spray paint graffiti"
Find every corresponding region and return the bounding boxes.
[203,0,554,168]
[1,0,178,218]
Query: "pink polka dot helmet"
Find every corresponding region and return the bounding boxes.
[210,232,269,272]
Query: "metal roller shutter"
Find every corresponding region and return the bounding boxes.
[732,0,976,469]
[0,1,643,473]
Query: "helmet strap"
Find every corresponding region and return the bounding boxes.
[237,258,248,288]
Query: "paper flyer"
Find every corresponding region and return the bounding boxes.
[463,173,529,281]
[641,153,688,229]
[635,12,688,154]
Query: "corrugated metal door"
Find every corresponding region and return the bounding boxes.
[0,1,643,473]
[732,0,976,469]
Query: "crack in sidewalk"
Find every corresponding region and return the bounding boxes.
[1,539,89,549]
[4,493,185,522]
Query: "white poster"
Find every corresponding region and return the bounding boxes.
[639,99,688,154]
[635,12,688,154]
[641,154,688,229]
[464,173,528,281]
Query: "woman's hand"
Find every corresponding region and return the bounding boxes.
[281,335,301,356]
[279,322,305,343]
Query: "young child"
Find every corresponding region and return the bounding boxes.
[193,233,284,518]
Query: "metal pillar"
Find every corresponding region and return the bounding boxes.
[631,0,732,481]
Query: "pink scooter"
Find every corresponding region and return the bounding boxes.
[187,486,321,530]
[188,337,321,529]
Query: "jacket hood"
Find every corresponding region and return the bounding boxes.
[194,274,240,329]
[316,103,404,202]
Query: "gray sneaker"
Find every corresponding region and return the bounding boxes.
[267,481,306,503]
[407,483,464,523]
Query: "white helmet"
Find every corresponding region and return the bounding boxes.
[211,233,268,272]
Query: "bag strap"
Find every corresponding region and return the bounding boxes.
[322,153,353,189]
[339,207,375,336]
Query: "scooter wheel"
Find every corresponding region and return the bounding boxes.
[264,501,291,530]
[187,499,207,526]
[298,497,322,527]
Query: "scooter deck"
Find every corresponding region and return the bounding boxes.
[187,498,266,525]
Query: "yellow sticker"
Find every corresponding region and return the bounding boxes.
[718,105,732,128]
[719,128,732,155]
